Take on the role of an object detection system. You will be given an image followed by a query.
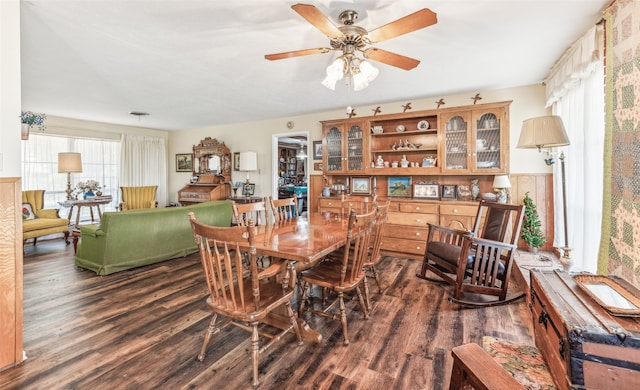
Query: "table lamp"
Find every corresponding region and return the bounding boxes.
[239,151,257,197]
[492,175,511,203]
[517,115,571,263]
[58,152,82,200]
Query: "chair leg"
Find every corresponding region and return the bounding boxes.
[284,300,303,345]
[363,275,371,313]
[33,237,38,246]
[355,286,369,320]
[370,265,382,293]
[338,291,349,345]
[198,314,219,361]
[298,281,309,316]
[250,321,260,388]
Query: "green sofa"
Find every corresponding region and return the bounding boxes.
[75,200,233,275]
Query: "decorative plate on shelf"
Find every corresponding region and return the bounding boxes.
[417,120,430,130]
[396,125,406,132]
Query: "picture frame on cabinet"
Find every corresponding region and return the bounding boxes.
[313,140,323,160]
[233,152,240,171]
[414,183,439,199]
[441,184,458,200]
[313,162,323,171]
[242,183,255,196]
[351,177,371,195]
[388,177,412,197]
[176,154,193,172]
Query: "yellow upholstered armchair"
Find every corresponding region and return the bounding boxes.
[119,186,158,211]
[22,190,70,245]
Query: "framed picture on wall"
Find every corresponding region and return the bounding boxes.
[351,177,371,195]
[176,153,193,172]
[388,177,412,197]
[233,152,241,171]
[313,140,323,160]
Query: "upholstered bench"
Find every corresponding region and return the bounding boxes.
[450,336,556,389]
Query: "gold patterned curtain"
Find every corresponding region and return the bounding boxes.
[599,0,640,288]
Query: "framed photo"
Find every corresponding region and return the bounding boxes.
[414,183,439,199]
[351,177,371,195]
[242,183,255,196]
[388,176,412,197]
[441,184,458,200]
[313,140,323,160]
[233,152,241,171]
[313,162,323,171]
[176,153,193,172]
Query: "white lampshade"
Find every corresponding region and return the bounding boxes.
[359,60,378,83]
[239,151,257,172]
[517,115,570,149]
[492,175,511,189]
[58,152,83,173]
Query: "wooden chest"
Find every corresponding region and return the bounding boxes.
[530,270,640,390]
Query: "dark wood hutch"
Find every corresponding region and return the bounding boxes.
[178,137,231,205]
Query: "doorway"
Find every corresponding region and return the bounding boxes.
[272,131,309,214]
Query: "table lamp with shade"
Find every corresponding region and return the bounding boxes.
[516,115,572,265]
[492,175,511,203]
[58,152,82,200]
[239,151,257,197]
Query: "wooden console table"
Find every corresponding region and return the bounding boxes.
[60,198,112,227]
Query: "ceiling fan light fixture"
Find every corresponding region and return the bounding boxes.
[359,60,378,83]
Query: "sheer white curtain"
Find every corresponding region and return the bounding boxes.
[120,134,168,207]
[545,25,605,272]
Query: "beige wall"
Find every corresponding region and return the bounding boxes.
[168,83,551,204]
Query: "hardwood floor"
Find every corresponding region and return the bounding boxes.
[1,240,535,389]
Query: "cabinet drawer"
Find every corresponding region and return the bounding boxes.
[387,212,438,227]
[381,237,425,256]
[398,202,438,214]
[439,204,477,216]
[318,198,340,208]
[383,224,429,241]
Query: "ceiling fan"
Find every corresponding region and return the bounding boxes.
[265,3,438,90]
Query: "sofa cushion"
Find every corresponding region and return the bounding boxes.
[22,203,36,220]
[23,217,69,231]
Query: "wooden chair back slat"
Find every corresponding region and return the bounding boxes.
[190,213,259,313]
[269,196,298,223]
[233,199,269,226]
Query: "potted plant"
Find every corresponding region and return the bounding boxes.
[521,192,546,253]
[20,110,46,140]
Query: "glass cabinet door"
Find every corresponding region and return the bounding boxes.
[442,112,470,172]
[346,124,364,171]
[325,125,344,173]
[473,109,504,172]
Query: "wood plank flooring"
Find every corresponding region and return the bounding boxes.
[1,240,535,389]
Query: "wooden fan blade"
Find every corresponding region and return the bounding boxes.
[367,8,437,43]
[292,3,343,39]
[363,48,420,70]
[265,47,331,61]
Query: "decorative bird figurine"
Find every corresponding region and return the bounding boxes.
[372,106,381,116]
[436,98,445,109]
[471,93,482,104]
[402,102,412,112]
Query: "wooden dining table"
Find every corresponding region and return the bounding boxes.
[248,211,352,343]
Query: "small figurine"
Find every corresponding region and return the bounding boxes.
[471,178,480,201]
[376,155,384,168]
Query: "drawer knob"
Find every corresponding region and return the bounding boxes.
[415,207,420,211]
[416,218,421,223]
[415,232,420,237]
[453,209,458,213]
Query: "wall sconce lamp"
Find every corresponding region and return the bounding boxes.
[58,152,83,200]
[517,115,572,263]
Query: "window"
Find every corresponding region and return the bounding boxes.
[22,134,120,211]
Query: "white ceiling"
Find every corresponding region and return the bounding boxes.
[20,0,608,131]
